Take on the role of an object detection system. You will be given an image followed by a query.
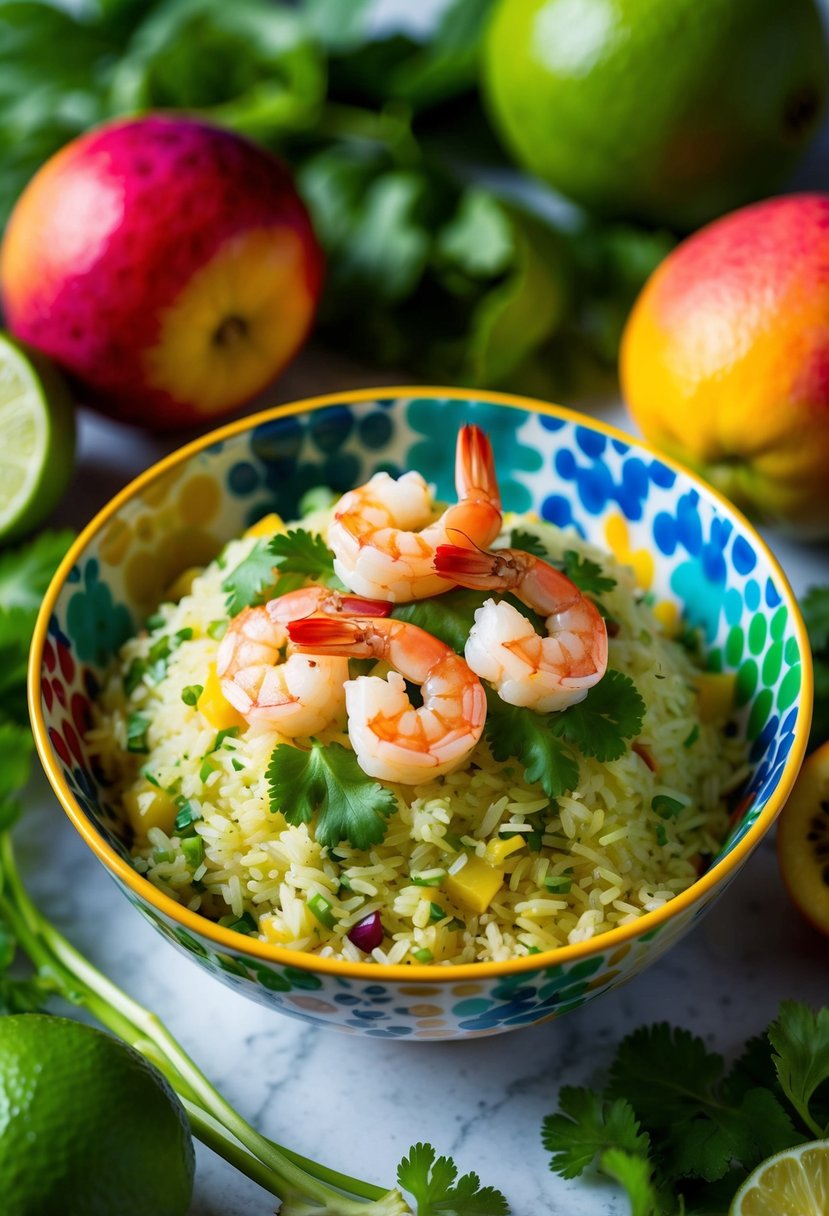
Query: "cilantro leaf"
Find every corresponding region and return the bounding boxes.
[599,1149,661,1216]
[507,528,549,560]
[608,1024,726,1127]
[802,586,829,750]
[267,741,396,849]
[270,529,342,588]
[541,1087,650,1178]
[397,1142,510,1216]
[561,550,617,596]
[768,1001,829,1137]
[557,671,646,762]
[0,529,74,615]
[222,541,280,615]
[392,589,486,655]
[485,691,580,799]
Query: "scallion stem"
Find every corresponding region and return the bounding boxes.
[0,832,393,1212]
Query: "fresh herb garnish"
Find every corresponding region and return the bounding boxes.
[270,528,342,587]
[484,673,645,798]
[541,1001,829,1215]
[561,550,617,596]
[222,540,279,615]
[397,1142,510,1216]
[181,684,203,707]
[126,713,151,754]
[268,740,397,849]
[508,528,549,560]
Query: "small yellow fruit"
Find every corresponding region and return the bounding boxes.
[197,663,246,731]
[444,854,504,915]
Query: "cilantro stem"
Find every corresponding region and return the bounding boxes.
[0,831,397,1212]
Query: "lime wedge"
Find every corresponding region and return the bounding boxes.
[730,1140,829,1215]
[0,333,75,542]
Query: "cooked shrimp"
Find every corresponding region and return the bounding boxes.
[288,615,486,784]
[216,588,390,735]
[434,544,609,712]
[327,424,502,602]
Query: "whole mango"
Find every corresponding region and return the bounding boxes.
[0,115,323,430]
[620,194,829,537]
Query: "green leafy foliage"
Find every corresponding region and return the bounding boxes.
[542,1002,824,1216]
[507,529,549,560]
[557,672,645,763]
[397,1142,510,1215]
[802,586,829,750]
[222,540,280,615]
[561,550,617,596]
[0,0,674,397]
[484,691,579,799]
[267,740,397,849]
[269,529,341,587]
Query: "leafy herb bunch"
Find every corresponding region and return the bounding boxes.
[0,0,674,398]
[543,1001,829,1216]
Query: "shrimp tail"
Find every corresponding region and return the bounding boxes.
[434,542,508,589]
[288,616,372,656]
[457,425,501,510]
[339,595,393,617]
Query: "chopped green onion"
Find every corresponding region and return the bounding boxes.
[428,902,445,923]
[231,758,245,772]
[126,713,151,754]
[181,836,205,869]
[526,831,543,852]
[207,619,228,640]
[123,658,147,695]
[526,946,541,955]
[412,947,433,963]
[308,893,336,929]
[181,684,203,707]
[141,768,161,788]
[410,870,446,888]
[174,801,199,835]
[153,849,175,864]
[146,612,165,631]
[175,627,193,644]
[209,727,240,754]
[656,824,668,846]
[149,634,172,664]
[683,725,700,749]
[218,911,257,935]
[443,833,463,850]
[651,794,686,820]
[338,874,353,891]
[199,756,217,782]
[544,875,572,894]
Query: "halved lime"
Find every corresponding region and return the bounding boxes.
[730,1140,829,1215]
[0,332,75,542]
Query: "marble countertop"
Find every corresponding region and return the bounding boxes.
[22,358,829,1215]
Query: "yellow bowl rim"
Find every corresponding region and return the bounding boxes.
[28,385,815,985]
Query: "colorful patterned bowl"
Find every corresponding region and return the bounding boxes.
[30,389,813,1039]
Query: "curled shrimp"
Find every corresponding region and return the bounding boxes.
[434,544,609,713]
[327,424,502,602]
[288,615,486,784]
[216,587,389,735]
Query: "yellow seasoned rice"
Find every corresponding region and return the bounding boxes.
[87,510,747,966]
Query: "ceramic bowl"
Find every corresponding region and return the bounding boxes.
[30,388,813,1039]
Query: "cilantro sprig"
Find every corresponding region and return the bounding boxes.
[542,1001,828,1215]
[268,740,397,849]
[397,1143,510,1216]
[223,528,342,614]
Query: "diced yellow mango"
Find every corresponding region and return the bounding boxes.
[244,512,285,540]
[197,663,246,731]
[694,672,737,723]
[485,836,525,867]
[123,785,177,837]
[163,566,203,602]
[444,854,504,915]
[652,599,681,638]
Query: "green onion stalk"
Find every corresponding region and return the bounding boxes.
[0,832,410,1215]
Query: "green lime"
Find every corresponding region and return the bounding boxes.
[730,1140,829,1215]
[482,0,829,230]
[0,333,76,543]
[0,1013,194,1216]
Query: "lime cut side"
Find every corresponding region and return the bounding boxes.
[0,333,75,541]
[730,1140,829,1215]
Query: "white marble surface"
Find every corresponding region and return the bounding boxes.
[22,358,829,1215]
